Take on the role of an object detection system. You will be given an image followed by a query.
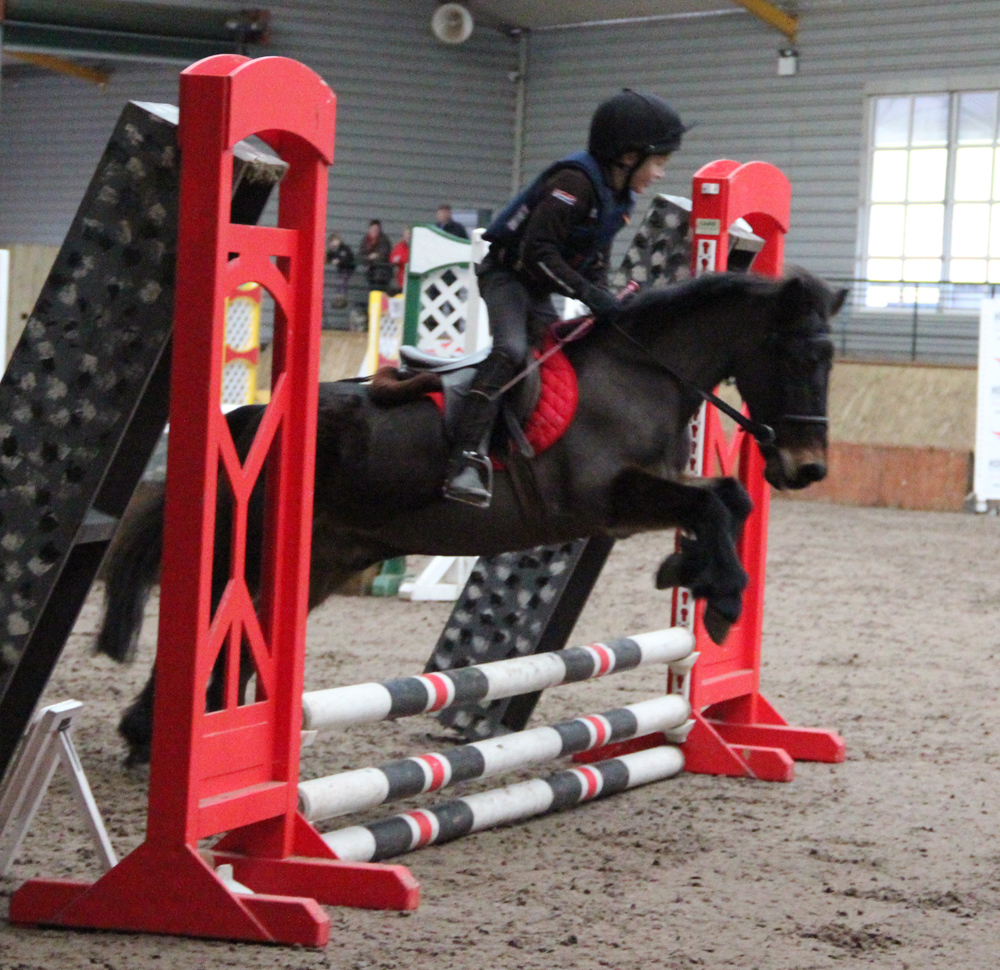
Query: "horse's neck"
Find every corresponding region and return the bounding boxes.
[604,299,753,394]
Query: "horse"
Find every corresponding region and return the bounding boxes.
[96,269,846,763]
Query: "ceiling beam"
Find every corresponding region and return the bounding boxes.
[0,1,270,64]
[730,0,798,41]
[4,50,112,85]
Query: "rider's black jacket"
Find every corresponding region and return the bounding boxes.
[482,151,634,307]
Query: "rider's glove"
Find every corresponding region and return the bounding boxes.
[581,285,620,325]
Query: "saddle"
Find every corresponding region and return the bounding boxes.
[368,339,579,461]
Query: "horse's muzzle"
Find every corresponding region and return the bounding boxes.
[764,446,828,490]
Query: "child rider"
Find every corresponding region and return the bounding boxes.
[443,89,688,507]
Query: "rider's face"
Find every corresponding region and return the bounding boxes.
[629,153,671,193]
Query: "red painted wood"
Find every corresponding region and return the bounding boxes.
[679,161,844,782]
[10,54,417,947]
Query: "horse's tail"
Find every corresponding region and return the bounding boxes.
[94,481,165,663]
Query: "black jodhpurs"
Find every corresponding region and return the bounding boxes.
[478,268,560,367]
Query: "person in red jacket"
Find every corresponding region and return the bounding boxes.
[389,227,411,295]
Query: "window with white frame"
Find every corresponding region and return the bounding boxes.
[862,90,1000,308]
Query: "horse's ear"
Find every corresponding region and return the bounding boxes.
[779,273,808,313]
[831,286,849,317]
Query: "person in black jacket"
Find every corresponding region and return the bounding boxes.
[443,89,687,506]
[435,204,469,239]
[359,219,394,290]
[325,232,355,307]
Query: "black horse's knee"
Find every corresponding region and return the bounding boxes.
[711,477,753,537]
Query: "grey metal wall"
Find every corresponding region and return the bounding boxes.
[517,0,1000,363]
[0,0,517,249]
[519,0,1000,279]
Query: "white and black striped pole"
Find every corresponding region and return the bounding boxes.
[321,746,684,863]
[298,694,690,822]
[302,628,693,732]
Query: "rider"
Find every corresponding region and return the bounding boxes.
[443,89,687,506]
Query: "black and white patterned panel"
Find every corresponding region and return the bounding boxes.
[0,102,180,696]
[425,540,597,739]
[611,193,693,292]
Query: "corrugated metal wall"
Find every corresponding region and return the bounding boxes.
[0,0,517,249]
[520,0,1000,278]
[4,0,1000,359]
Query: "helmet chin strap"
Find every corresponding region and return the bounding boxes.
[610,154,647,202]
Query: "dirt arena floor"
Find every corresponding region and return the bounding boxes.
[2,499,1000,970]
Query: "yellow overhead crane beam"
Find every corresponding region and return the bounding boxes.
[5,51,111,86]
[731,0,798,41]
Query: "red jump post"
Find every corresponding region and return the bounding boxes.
[10,54,417,948]
[677,160,846,781]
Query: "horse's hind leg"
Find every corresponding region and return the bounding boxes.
[608,469,750,644]
[119,670,156,766]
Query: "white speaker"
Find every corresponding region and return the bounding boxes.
[431,3,474,44]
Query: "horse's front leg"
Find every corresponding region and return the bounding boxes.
[655,476,753,590]
[608,469,751,644]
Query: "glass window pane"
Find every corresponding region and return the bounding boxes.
[868,204,905,256]
[954,147,995,200]
[911,95,949,145]
[994,148,1000,200]
[903,204,944,257]
[870,150,908,201]
[902,259,941,282]
[865,283,901,308]
[867,258,902,281]
[873,97,910,147]
[951,203,991,256]
[950,259,988,283]
[907,149,947,201]
[958,91,998,144]
[902,283,940,304]
[991,204,1000,257]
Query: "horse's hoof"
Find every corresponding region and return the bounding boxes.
[703,604,733,644]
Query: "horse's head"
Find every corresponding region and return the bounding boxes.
[734,271,846,490]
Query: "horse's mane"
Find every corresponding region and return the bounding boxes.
[618,272,785,329]
[613,267,834,337]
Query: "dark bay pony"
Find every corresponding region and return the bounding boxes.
[98,269,846,762]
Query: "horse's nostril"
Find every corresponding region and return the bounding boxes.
[799,462,827,485]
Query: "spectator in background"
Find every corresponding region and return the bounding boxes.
[360,219,393,291]
[435,204,469,239]
[389,227,411,295]
[325,231,355,307]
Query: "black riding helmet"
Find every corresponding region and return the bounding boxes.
[589,89,687,197]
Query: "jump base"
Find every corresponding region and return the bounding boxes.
[577,692,845,783]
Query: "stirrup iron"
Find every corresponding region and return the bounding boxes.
[443,451,494,508]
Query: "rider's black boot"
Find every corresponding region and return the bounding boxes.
[443,349,520,507]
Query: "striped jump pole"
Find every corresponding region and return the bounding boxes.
[322,746,684,863]
[302,628,694,732]
[298,694,691,822]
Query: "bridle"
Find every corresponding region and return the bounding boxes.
[607,317,832,448]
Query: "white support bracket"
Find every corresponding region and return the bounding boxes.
[398,555,478,601]
[0,700,117,877]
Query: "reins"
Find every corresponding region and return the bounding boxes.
[489,315,595,400]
